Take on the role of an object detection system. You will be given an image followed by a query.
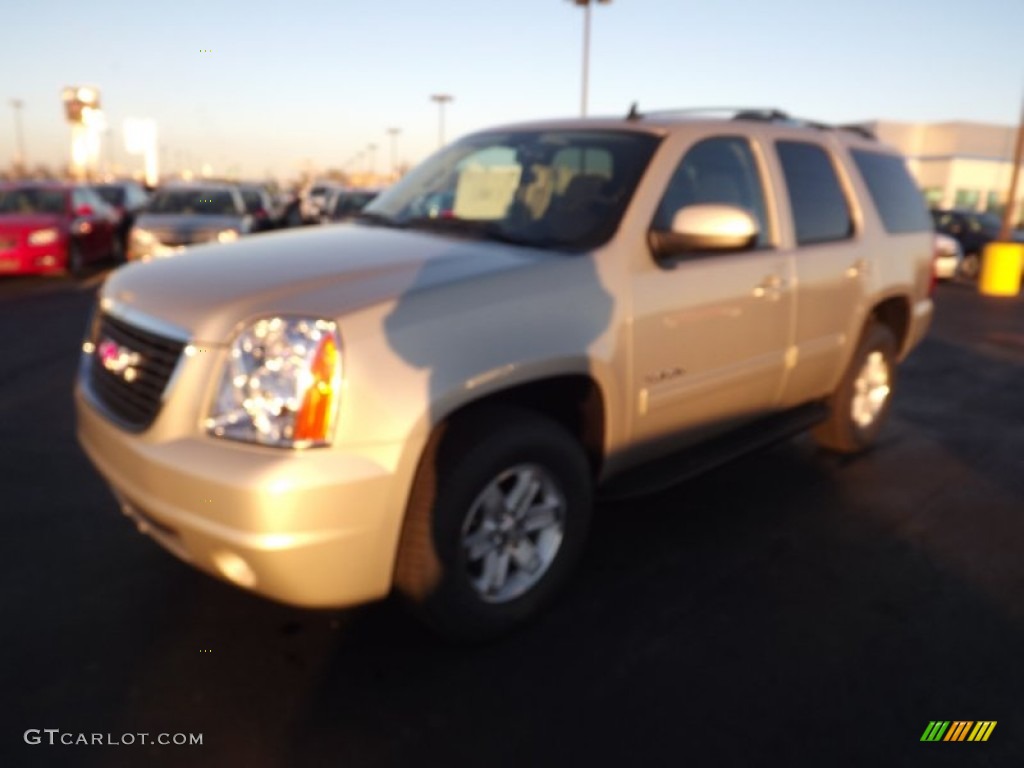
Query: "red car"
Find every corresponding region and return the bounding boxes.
[0,182,120,276]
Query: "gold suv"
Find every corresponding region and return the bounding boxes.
[76,108,934,639]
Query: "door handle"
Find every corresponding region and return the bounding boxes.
[752,274,785,300]
[846,258,870,278]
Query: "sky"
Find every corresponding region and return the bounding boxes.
[2,0,1023,182]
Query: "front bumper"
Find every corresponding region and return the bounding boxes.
[75,383,407,608]
[0,243,67,274]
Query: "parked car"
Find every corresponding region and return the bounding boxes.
[930,208,1024,279]
[0,181,120,276]
[95,180,150,260]
[236,183,278,232]
[76,108,934,639]
[300,181,342,223]
[128,183,252,262]
[274,188,303,228]
[320,188,381,224]
[932,232,962,281]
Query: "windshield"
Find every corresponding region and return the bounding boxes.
[0,187,67,215]
[147,189,240,216]
[362,130,660,250]
[973,212,1003,233]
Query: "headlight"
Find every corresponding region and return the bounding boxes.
[205,317,342,448]
[217,228,239,243]
[131,228,155,243]
[28,228,60,246]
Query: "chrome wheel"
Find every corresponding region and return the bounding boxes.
[850,350,891,429]
[960,252,980,280]
[460,463,565,604]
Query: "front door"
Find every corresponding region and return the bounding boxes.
[630,135,794,454]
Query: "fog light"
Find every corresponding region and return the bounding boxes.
[36,255,59,267]
[212,551,257,588]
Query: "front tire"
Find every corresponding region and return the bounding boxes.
[66,242,85,278]
[394,407,592,641]
[812,322,898,454]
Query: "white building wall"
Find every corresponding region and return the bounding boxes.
[867,120,1024,223]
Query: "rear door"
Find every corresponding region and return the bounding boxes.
[770,139,867,406]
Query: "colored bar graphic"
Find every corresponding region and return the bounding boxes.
[944,721,972,741]
[921,721,950,741]
[921,721,996,742]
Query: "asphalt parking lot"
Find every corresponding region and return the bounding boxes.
[3,274,1023,767]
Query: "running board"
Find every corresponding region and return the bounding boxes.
[599,402,828,502]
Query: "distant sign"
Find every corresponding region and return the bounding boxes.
[61,85,100,124]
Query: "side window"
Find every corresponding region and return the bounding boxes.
[653,136,770,247]
[850,149,931,234]
[776,141,853,246]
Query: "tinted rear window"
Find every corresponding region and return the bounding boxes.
[776,141,853,246]
[96,186,126,207]
[851,150,931,234]
[240,189,263,212]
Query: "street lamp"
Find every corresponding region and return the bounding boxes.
[569,0,611,117]
[10,99,25,175]
[366,143,378,179]
[430,94,453,148]
[386,127,401,179]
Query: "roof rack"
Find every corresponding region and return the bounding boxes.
[622,105,877,141]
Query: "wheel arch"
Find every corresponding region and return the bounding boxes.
[868,294,912,358]
[433,374,607,480]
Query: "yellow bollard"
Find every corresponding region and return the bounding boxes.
[978,242,1024,297]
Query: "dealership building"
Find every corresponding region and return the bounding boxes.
[864,120,1023,222]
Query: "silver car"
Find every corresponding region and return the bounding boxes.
[129,183,252,262]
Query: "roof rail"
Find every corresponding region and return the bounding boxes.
[835,123,877,140]
[624,106,791,121]
[621,104,877,141]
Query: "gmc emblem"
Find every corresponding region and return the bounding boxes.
[97,337,142,383]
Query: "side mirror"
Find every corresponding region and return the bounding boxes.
[75,204,94,218]
[649,204,759,260]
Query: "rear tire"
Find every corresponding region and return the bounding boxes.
[394,406,592,641]
[812,323,898,454]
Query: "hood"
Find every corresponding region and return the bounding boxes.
[101,224,552,342]
[0,212,65,233]
[134,213,246,234]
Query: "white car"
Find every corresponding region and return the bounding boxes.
[933,232,963,280]
[300,182,342,223]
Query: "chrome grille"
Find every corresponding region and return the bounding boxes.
[87,312,186,430]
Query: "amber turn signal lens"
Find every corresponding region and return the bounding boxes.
[293,334,341,443]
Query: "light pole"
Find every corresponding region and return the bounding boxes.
[10,98,25,174]
[570,0,611,117]
[366,143,377,181]
[386,127,401,180]
[430,94,453,148]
